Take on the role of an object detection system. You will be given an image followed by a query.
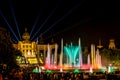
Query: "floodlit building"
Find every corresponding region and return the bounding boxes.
[13,28,58,65]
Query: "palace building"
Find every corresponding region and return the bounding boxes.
[13,28,58,65]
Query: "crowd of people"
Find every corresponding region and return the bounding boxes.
[1,67,120,80]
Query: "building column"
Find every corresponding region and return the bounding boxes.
[44,45,46,64]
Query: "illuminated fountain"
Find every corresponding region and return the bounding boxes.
[61,43,102,70]
[54,44,58,66]
[91,44,95,68]
[59,38,93,70]
[87,54,90,65]
[89,67,93,73]
[44,39,102,70]
[44,43,58,70]
[60,38,83,69]
[90,44,102,69]
[45,44,51,69]
[64,43,80,68]
[59,38,63,68]
[95,49,102,68]
[79,38,82,67]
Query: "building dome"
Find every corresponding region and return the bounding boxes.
[22,28,30,40]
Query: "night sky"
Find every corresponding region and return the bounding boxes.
[0,0,120,48]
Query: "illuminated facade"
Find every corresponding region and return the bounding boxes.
[13,28,58,65]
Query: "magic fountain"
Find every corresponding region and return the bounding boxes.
[44,38,102,70]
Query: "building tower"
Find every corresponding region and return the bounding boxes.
[97,39,103,49]
[22,28,30,42]
[109,39,116,49]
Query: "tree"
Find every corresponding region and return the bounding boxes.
[15,49,24,64]
[100,48,112,66]
[0,27,19,70]
[109,49,120,67]
[100,48,120,67]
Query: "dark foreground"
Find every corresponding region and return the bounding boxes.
[1,68,120,80]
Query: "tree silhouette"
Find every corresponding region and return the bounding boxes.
[100,48,120,67]
[100,48,111,66]
[109,49,120,66]
[0,27,19,70]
